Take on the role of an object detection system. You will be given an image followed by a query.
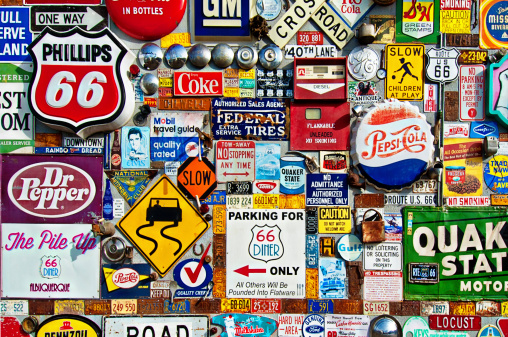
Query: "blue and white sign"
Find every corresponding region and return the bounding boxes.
[193,0,251,39]
[173,244,213,298]
[306,235,319,268]
[211,98,287,140]
[318,257,347,299]
[470,121,499,138]
[302,314,325,337]
[0,7,32,62]
[336,234,362,261]
[202,190,226,205]
[306,173,348,206]
[308,299,333,314]
[256,143,280,180]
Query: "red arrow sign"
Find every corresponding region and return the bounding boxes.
[223,171,249,176]
[499,318,508,337]
[234,265,266,277]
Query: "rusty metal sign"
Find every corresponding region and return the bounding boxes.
[221,298,251,313]
[450,302,475,316]
[213,234,226,268]
[363,301,389,315]
[459,50,488,64]
[306,268,319,299]
[158,97,211,111]
[429,315,481,330]
[320,237,335,257]
[213,268,226,298]
[84,300,111,315]
[137,299,164,315]
[213,205,226,234]
[476,301,501,316]
[334,300,363,314]
[29,299,54,315]
[446,34,480,47]
[445,91,459,121]
[191,298,221,314]
[54,300,85,315]
[390,301,420,316]
[251,299,282,314]
[279,194,305,209]
[354,194,385,208]
[282,299,308,313]
[421,301,450,316]
[492,194,508,205]
[151,280,172,298]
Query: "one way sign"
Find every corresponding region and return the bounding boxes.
[30,6,108,33]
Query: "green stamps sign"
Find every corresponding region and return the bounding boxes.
[403,206,508,300]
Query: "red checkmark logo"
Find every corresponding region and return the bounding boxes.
[184,243,211,284]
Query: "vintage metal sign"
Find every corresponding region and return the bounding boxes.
[480,0,508,49]
[117,175,210,277]
[309,299,333,314]
[404,207,508,300]
[211,98,287,140]
[173,247,214,298]
[488,55,508,128]
[363,271,403,301]
[211,314,278,337]
[30,6,108,33]
[36,315,101,337]
[302,314,325,337]
[325,315,370,337]
[470,121,498,138]
[2,223,99,298]
[278,314,305,336]
[424,83,438,112]
[370,15,396,44]
[0,300,29,315]
[54,300,85,315]
[256,143,280,180]
[106,170,157,206]
[329,0,375,28]
[253,180,280,194]
[429,315,481,330]
[440,0,471,34]
[363,242,402,271]
[318,206,351,233]
[421,301,450,316]
[319,257,347,298]
[298,31,324,45]
[226,209,306,298]
[256,69,293,99]
[446,196,490,206]
[351,100,434,191]
[444,123,470,138]
[459,65,485,121]
[320,151,348,173]
[103,316,208,337]
[336,234,362,261]
[363,301,389,315]
[426,48,459,84]
[348,81,381,104]
[227,181,253,195]
[306,173,348,206]
[0,63,34,153]
[385,44,425,100]
[290,101,350,150]
[177,157,217,200]
[216,141,255,183]
[311,2,354,50]
[158,97,210,111]
[121,126,150,169]
[1,154,102,223]
[0,7,32,62]
[459,50,488,64]
[174,72,223,96]
[403,317,468,337]
[101,264,151,299]
[193,0,251,40]
[396,0,439,43]
[150,112,203,162]
[251,299,281,314]
[27,28,135,138]
[484,155,508,193]
[306,235,319,268]
[443,139,483,197]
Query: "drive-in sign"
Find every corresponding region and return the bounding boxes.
[27,27,135,138]
[174,72,223,96]
[227,209,306,298]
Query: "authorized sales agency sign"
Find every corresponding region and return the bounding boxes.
[385,44,425,100]
[403,206,508,300]
[226,209,306,298]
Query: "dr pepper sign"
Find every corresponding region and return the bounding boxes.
[27,27,135,138]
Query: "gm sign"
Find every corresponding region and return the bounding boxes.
[194,0,251,39]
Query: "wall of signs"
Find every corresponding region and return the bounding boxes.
[1,0,508,336]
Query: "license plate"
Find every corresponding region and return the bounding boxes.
[412,179,438,193]
[0,300,29,315]
[251,299,281,314]
[308,299,333,313]
[112,299,137,314]
[221,298,251,313]
[450,302,475,316]
[227,181,252,194]
[253,194,279,209]
[54,300,85,315]
[502,302,508,317]
[226,195,253,209]
[408,263,439,283]
[164,300,190,313]
[363,301,389,315]
[421,301,449,316]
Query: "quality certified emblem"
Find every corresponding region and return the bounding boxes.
[27,27,135,138]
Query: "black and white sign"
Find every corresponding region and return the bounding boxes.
[426,48,459,84]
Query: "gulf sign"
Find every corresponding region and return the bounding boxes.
[351,100,434,191]
[174,72,223,96]
[1,154,103,223]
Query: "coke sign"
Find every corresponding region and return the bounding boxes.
[174,72,223,96]
[27,27,135,139]
[1,155,103,223]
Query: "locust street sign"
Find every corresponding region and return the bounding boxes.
[117,175,210,277]
[426,47,460,84]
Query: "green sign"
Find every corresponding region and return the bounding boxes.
[403,206,508,300]
[396,0,440,44]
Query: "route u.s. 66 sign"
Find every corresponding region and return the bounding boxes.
[426,47,459,84]
[28,27,135,138]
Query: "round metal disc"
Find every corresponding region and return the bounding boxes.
[236,46,258,70]
[140,73,158,95]
[212,43,235,68]
[188,43,211,68]
[138,43,163,70]
[259,44,282,70]
[369,315,402,337]
[348,46,380,81]
[377,68,387,79]
[256,0,282,21]
[164,44,188,69]
[102,237,127,262]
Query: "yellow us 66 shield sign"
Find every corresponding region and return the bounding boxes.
[385,44,425,101]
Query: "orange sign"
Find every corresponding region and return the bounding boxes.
[177,157,217,200]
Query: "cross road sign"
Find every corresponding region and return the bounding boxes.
[177,156,217,200]
[117,175,210,277]
[385,44,425,101]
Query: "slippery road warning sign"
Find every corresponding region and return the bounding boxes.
[385,44,425,101]
[117,175,210,277]
[226,209,306,299]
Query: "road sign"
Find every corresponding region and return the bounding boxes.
[117,175,210,277]
[385,44,425,101]
[226,209,306,299]
[460,65,485,121]
[216,141,255,183]
[426,47,459,83]
[0,7,32,63]
[30,6,108,33]
[177,157,217,200]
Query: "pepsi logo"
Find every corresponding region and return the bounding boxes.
[112,268,140,289]
[7,162,96,218]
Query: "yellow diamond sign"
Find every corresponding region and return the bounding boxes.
[117,175,210,277]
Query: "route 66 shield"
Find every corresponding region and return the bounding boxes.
[27,27,135,138]
[425,47,459,84]
[249,225,284,263]
[40,255,61,279]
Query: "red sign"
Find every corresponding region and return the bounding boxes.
[174,72,223,96]
[290,101,350,151]
[297,31,324,45]
[499,318,508,337]
[2,155,103,224]
[251,299,282,314]
[106,0,186,40]
[25,0,100,4]
[428,315,481,331]
[177,157,217,199]
[27,28,135,138]
[216,141,255,183]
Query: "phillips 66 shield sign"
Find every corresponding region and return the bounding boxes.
[27,27,135,138]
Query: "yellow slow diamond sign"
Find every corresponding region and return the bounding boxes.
[117,175,210,277]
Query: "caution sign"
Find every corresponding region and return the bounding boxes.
[385,44,425,101]
[117,175,210,277]
[318,206,351,233]
[177,157,217,200]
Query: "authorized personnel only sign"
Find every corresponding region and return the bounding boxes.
[226,209,306,298]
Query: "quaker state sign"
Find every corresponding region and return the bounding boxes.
[385,44,425,100]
